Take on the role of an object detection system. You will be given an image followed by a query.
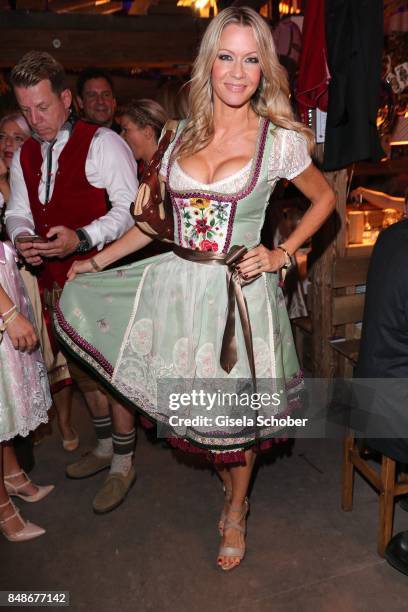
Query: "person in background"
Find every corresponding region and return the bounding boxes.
[6,51,139,515]
[351,186,405,214]
[118,98,171,262]
[76,67,120,133]
[0,204,53,542]
[0,111,80,451]
[355,218,408,576]
[0,113,29,210]
[119,98,168,165]
[155,78,189,121]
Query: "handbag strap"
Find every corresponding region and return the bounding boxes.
[148,119,179,175]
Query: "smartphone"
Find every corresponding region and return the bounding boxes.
[16,234,48,243]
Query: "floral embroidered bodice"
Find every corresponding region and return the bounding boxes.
[55,119,311,456]
[160,118,311,254]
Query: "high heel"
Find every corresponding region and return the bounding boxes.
[218,484,232,535]
[217,498,249,571]
[4,471,54,503]
[0,500,45,542]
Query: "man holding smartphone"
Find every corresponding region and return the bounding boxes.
[5,51,139,514]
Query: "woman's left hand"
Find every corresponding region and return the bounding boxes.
[237,245,287,279]
[66,258,96,281]
[5,313,38,353]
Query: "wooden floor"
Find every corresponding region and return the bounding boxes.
[2,391,408,612]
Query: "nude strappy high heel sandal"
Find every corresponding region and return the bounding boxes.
[217,497,249,571]
[218,484,232,535]
[0,500,45,542]
[4,471,54,503]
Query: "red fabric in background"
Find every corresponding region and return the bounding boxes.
[296,0,331,123]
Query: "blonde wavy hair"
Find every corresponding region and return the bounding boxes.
[177,6,314,159]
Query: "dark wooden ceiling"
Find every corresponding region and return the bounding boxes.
[1,0,165,15]
[0,10,207,69]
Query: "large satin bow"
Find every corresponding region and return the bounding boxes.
[172,243,261,388]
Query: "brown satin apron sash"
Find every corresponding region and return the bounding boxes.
[172,243,260,389]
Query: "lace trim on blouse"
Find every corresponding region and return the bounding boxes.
[268,128,312,182]
[170,159,252,195]
[160,124,312,191]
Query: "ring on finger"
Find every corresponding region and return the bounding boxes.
[257,262,262,270]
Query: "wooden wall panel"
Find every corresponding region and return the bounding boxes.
[0,29,199,68]
[0,12,206,69]
[16,0,47,8]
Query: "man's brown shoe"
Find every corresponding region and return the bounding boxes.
[66,451,112,479]
[92,467,136,514]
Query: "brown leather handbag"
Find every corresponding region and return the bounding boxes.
[130,119,178,243]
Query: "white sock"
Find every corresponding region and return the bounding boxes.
[94,437,113,457]
[109,453,133,476]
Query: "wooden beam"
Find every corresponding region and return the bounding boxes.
[73,1,123,14]
[310,164,348,378]
[16,0,47,8]
[0,11,206,69]
[50,0,97,12]
[353,159,407,176]
[50,0,159,12]
[98,4,123,14]
[128,0,157,15]
[50,0,123,12]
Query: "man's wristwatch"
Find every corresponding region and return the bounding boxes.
[75,228,92,253]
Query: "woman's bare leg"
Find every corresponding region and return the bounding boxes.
[214,464,233,533]
[0,444,7,504]
[215,464,233,494]
[217,449,256,570]
[0,443,25,535]
[3,442,38,496]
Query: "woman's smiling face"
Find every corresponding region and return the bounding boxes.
[211,23,262,109]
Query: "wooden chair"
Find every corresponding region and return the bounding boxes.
[327,255,408,555]
[329,255,370,377]
[295,252,408,554]
[342,433,408,556]
[293,255,370,376]
[331,255,408,555]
